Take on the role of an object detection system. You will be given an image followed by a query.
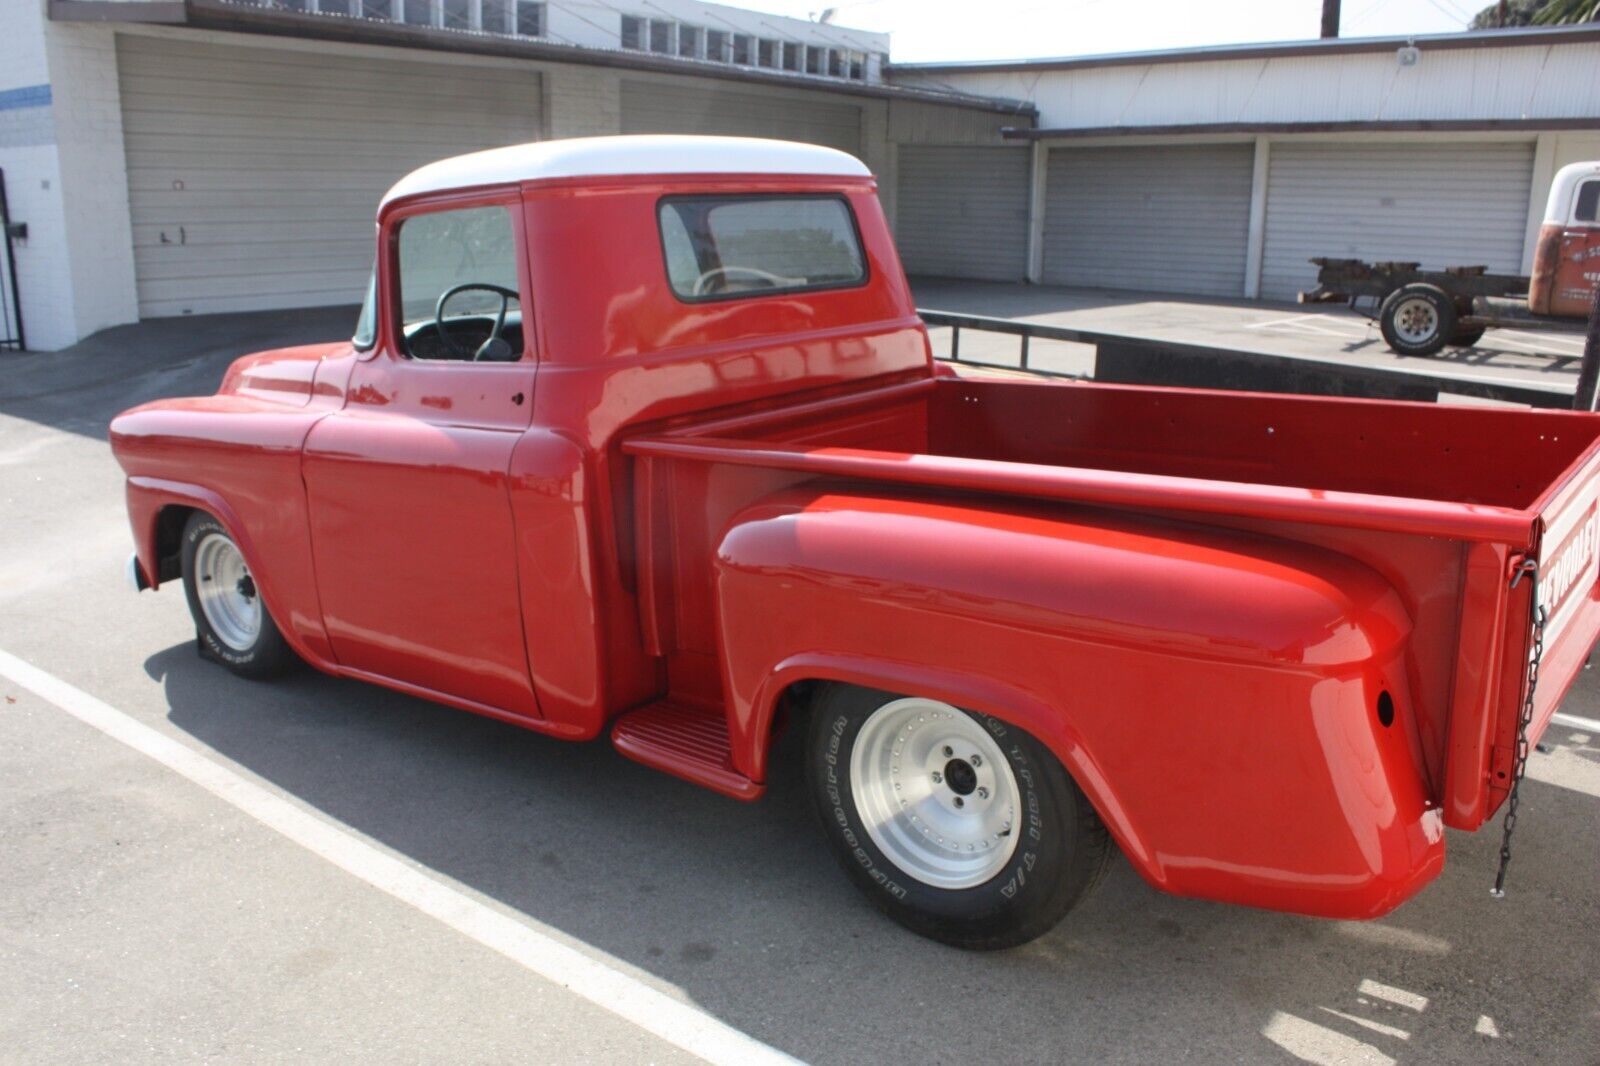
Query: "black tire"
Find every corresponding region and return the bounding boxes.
[805,683,1110,950]
[1449,324,1487,348]
[180,511,297,679]
[1379,283,1456,357]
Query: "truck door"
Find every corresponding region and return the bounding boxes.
[302,196,540,717]
[1553,176,1599,317]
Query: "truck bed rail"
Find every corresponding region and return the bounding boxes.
[624,433,1539,544]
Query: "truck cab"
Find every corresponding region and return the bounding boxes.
[1530,159,1600,317]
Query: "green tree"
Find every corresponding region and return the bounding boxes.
[1471,0,1600,25]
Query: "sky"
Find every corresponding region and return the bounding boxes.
[725,0,1480,62]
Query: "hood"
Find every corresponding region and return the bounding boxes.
[219,342,350,405]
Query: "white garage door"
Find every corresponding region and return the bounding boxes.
[1043,144,1254,297]
[1260,141,1535,301]
[620,80,862,156]
[895,146,1030,281]
[118,36,543,318]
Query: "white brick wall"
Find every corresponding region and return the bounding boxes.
[47,24,139,342]
[0,0,51,88]
[0,0,138,350]
[2,146,76,351]
[1,0,73,350]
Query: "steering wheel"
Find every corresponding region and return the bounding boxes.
[434,283,520,361]
[691,265,795,297]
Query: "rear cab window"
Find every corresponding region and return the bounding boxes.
[658,195,867,302]
[1575,180,1599,225]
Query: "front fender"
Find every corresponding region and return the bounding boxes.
[112,393,340,670]
[125,477,337,669]
[714,487,1443,920]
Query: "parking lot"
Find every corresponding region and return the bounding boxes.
[2,304,1598,1065]
[911,280,1590,401]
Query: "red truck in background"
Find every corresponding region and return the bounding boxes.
[111,136,1600,950]
[1304,160,1600,356]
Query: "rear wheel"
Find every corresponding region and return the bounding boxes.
[180,511,296,679]
[1379,283,1456,356]
[1449,324,1487,347]
[805,683,1109,950]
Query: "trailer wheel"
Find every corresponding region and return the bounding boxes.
[1449,325,1487,348]
[805,683,1110,950]
[1379,283,1456,356]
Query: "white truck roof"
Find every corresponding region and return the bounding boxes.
[381,135,872,207]
[1543,160,1600,224]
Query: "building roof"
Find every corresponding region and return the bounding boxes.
[890,22,1600,75]
[47,0,1036,116]
[381,135,873,206]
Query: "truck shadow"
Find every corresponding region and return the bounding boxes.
[144,643,1600,1066]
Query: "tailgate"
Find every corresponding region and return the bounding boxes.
[1528,440,1600,735]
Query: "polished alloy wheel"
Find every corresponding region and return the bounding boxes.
[1390,295,1440,345]
[849,697,1020,889]
[193,532,262,652]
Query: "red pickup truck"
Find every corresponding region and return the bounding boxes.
[111,136,1600,950]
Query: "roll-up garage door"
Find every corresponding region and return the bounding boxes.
[118,36,543,318]
[1260,142,1535,301]
[1043,144,1253,297]
[620,80,862,156]
[895,146,1030,281]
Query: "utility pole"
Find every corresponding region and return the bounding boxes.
[1321,0,1340,38]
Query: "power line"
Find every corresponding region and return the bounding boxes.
[1419,0,1469,25]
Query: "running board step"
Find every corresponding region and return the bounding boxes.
[611,701,763,801]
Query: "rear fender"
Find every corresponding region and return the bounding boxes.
[715,487,1444,920]
[751,651,1156,871]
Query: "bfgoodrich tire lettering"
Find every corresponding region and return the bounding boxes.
[180,511,297,680]
[805,683,1110,950]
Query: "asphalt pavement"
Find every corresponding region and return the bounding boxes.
[1,305,1597,1065]
[912,279,1589,402]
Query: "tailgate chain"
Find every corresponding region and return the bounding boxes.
[1492,558,1547,898]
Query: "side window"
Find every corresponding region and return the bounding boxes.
[395,204,523,362]
[1575,180,1599,225]
[657,195,867,301]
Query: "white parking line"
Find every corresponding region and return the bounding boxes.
[1246,314,1371,338]
[0,647,801,1066]
[1552,712,1600,733]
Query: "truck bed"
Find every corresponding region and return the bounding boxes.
[626,374,1600,831]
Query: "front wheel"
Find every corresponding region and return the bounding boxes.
[805,684,1110,950]
[180,511,297,679]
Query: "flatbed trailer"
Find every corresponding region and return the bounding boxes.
[1301,257,1586,355]
[1299,161,1599,356]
